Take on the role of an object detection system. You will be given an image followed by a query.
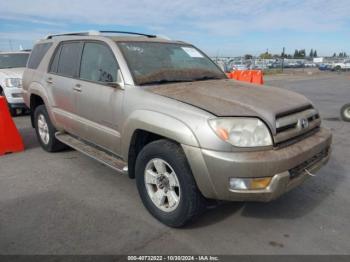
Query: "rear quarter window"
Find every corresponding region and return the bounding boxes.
[55,42,82,78]
[27,43,52,69]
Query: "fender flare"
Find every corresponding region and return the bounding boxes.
[121,110,200,160]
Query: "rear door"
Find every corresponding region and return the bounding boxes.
[47,41,83,135]
[74,41,124,155]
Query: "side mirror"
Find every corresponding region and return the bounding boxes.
[106,82,122,89]
[105,69,124,89]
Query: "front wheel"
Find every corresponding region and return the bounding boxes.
[34,105,67,152]
[341,103,350,122]
[135,140,206,227]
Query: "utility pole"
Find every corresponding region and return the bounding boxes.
[8,40,14,51]
[281,47,285,73]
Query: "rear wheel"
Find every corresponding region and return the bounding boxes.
[341,103,350,122]
[334,66,342,72]
[135,140,206,227]
[34,105,67,152]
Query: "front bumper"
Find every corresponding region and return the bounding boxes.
[182,127,332,202]
[2,87,25,105]
[8,102,28,109]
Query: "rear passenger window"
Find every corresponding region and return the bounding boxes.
[56,42,82,78]
[49,45,61,73]
[27,43,52,69]
[80,42,118,83]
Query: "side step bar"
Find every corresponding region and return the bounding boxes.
[55,132,128,174]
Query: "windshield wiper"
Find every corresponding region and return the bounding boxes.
[193,76,222,81]
[141,79,193,85]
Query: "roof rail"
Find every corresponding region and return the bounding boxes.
[99,31,157,38]
[45,30,157,39]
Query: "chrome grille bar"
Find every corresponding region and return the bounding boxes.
[274,108,321,145]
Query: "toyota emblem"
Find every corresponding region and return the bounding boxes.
[298,118,309,129]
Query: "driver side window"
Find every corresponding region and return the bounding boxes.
[80,42,119,83]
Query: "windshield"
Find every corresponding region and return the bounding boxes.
[117,42,226,85]
[0,53,29,69]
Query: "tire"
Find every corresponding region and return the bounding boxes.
[334,66,342,72]
[9,107,17,117]
[135,139,206,227]
[34,105,67,152]
[341,103,350,122]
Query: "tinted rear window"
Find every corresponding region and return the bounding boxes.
[56,42,82,78]
[27,43,52,69]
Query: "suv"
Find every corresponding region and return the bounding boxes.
[0,51,30,116]
[23,31,332,227]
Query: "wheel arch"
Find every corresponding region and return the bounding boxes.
[27,82,52,128]
[122,110,200,178]
[29,93,45,127]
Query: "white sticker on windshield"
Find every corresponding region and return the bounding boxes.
[181,47,203,58]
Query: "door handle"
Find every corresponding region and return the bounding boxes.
[73,84,82,92]
[46,77,53,84]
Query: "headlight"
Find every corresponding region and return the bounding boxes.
[208,117,273,147]
[5,78,22,88]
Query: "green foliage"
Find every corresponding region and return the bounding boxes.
[309,49,314,58]
[244,54,253,59]
[293,49,306,58]
[260,52,273,59]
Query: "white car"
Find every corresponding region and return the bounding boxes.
[332,60,350,71]
[0,51,30,116]
[229,61,249,71]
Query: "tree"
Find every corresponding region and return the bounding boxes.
[313,50,317,58]
[333,53,337,57]
[260,52,272,59]
[244,54,253,60]
[293,49,299,58]
[309,49,314,58]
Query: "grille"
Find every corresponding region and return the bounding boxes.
[274,107,321,146]
[289,147,329,179]
[11,93,23,98]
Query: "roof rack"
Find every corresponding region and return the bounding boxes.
[45,30,157,39]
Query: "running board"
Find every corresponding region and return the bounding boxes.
[55,132,128,174]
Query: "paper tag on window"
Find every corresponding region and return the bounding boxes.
[181,47,203,58]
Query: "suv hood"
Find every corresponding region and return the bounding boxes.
[147,79,312,134]
[0,67,25,79]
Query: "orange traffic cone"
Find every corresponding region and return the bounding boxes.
[0,96,24,155]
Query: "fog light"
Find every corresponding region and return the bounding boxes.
[229,177,272,191]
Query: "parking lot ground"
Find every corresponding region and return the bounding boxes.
[0,72,350,255]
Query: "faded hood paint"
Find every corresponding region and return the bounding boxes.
[147,79,312,134]
[0,67,25,79]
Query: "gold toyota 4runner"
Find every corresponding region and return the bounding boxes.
[22,31,332,227]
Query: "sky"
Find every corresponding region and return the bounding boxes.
[0,0,349,57]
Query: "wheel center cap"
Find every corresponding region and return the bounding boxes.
[157,175,169,190]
